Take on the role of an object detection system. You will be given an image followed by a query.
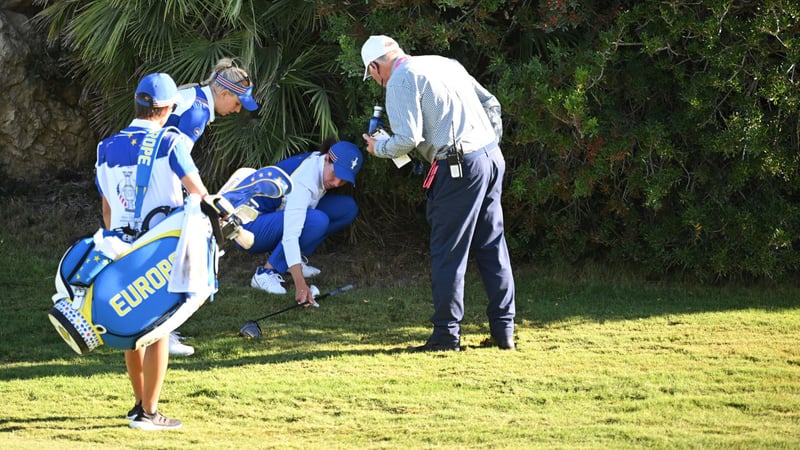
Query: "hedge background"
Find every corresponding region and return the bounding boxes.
[33,0,800,281]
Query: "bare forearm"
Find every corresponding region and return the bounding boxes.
[180,172,209,197]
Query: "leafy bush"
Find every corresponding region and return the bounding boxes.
[33,0,800,280]
[34,0,342,176]
[323,0,800,280]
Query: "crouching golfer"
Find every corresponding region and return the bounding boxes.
[234,139,363,306]
[95,73,211,430]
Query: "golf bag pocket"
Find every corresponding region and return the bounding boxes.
[55,236,95,299]
[91,234,183,338]
[68,248,113,287]
[58,229,130,290]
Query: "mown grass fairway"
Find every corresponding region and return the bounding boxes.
[1,184,799,449]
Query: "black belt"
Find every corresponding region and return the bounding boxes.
[434,141,497,160]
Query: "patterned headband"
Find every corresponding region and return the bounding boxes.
[214,72,250,94]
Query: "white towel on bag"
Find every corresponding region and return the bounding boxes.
[168,194,217,299]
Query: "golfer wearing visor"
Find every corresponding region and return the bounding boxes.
[166,57,257,144]
[164,57,257,356]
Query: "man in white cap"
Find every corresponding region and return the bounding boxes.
[96,72,211,430]
[361,35,516,352]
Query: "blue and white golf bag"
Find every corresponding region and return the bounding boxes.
[48,165,292,355]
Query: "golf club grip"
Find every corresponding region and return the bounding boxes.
[316,284,354,301]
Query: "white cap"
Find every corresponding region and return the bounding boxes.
[361,35,400,81]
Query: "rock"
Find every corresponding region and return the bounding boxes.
[0,6,95,183]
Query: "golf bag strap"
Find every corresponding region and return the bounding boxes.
[133,127,169,226]
[200,197,225,243]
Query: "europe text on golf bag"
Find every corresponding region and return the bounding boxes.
[47,165,292,355]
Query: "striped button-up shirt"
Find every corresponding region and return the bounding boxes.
[374,55,502,163]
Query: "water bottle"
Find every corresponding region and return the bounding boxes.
[368,105,391,139]
[367,105,411,168]
[368,105,384,135]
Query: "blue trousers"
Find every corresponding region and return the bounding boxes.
[426,146,516,344]
[242,194,358,273]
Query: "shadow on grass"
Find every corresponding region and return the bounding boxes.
[0,331,511,382]
[0,416,124,433]
[3,251,800,382]
[0,334,419,381]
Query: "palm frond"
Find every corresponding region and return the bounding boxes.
[34,0,343,184]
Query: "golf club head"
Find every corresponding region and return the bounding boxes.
[239,320,262,338]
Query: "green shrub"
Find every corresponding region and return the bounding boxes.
[34,0,800,280]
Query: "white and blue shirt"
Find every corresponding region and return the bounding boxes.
[166,85,216,144]
[95,119,198,230]
[374,55,503,163]
[280,153,327,268]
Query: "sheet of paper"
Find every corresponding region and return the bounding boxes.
[371,128,411,168]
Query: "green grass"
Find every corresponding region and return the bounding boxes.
[2,184,800,449]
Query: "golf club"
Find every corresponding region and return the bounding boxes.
[239,284,354,338]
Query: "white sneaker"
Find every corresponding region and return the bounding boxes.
[168,331,194,356]
[251,268,287,294]
[301,256,321,278]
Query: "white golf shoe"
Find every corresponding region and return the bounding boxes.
[251,268,287,294]
[301,256,321,278]
[168,331,194,356]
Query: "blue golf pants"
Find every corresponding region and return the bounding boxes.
[426,145,516,344]
[242,194,358,273]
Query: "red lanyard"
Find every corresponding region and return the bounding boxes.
[393,56,410,71]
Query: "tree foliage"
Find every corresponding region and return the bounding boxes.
[33,0,340,177]
[33,0,800,280]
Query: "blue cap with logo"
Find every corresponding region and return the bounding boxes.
[328,141,363,185]
[135,73,179,108]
